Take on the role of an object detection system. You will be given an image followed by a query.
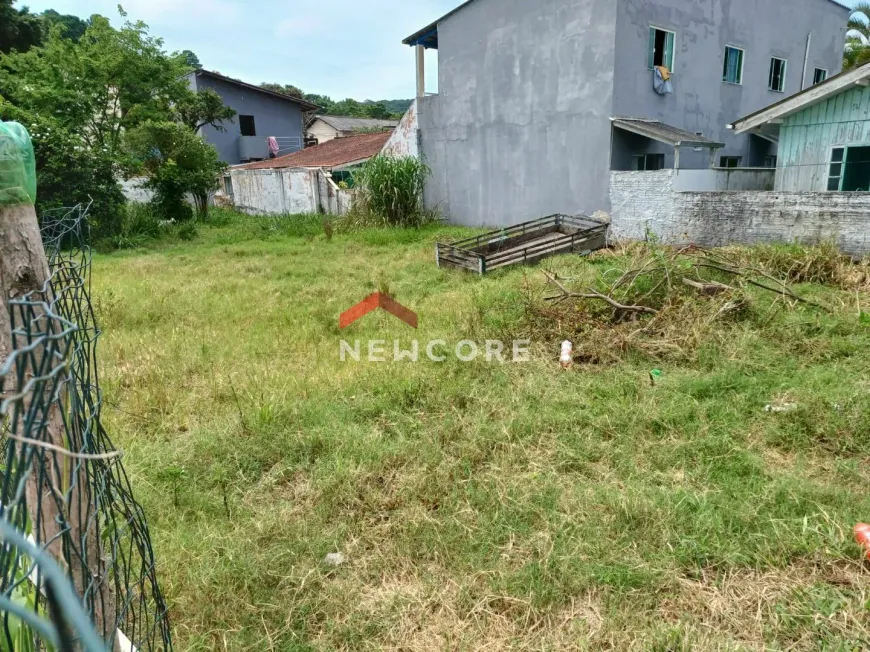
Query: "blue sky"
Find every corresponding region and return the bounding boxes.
[15,0,455,100]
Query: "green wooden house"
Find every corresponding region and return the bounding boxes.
[729,61,870,192]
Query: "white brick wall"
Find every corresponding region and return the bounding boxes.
[611,171,870,257]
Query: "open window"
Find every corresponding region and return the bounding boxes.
[829,146,870,191]
[647,27,675,71]
[769,57,787,92]
[813,68,828,85]
[239,115,257,137]
[720,156,742,168]
[723,46,744,85]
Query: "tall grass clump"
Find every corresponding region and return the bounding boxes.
[343,155,435,228]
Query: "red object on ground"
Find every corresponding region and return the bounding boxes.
[855,524,870,559]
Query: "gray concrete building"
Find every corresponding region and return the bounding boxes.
[185,70,318,165]
[403,0,850,227]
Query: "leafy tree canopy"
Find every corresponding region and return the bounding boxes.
[0,0,44,54]
[0,14,193,156]
[260,82,411,120]
[181,49,201,69]
[846,3,870,70]
[260,82,303,98]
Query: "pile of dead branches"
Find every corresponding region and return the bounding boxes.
[532,244,827,364]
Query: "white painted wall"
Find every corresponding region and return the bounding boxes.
[306,120,340,144]
[673,168,775,192]
[610,170,870,256]
[381,100,419,159]
[120,177,154,203]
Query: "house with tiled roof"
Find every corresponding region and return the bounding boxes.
[238,131,392,172]
[227,131,395,216]
[306,116,399,145]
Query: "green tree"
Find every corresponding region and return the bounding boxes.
[0,1,43,54]
[261,82,304,98]
[41,9,89,42]
[0,14,190,156]
[0,98,125,235]
[175,87,236,132]
[126,120,227,219]
[181,49,201,69]
[846,3,870,70]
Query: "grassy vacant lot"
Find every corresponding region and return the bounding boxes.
[94,213,870,651]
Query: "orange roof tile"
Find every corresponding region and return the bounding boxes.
[239,131,392,170]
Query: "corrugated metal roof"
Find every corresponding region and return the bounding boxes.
[237,131,392,170]
[611,117,725,148]
[314,116,399,132]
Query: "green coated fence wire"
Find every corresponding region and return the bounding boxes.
[0,204,172,651]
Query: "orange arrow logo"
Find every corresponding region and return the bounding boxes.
[340,292,418,329]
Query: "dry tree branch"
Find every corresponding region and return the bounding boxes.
[543,272,660,315]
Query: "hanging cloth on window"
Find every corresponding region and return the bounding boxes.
[653,67,673,95]
[267,136,280,158]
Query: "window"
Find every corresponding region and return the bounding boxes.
[723,46,744,84]
[720,156,742,168]
[239,115,256,137]
[828,146,870,191]
[769,57,787,92]
[223,175,234,197]
[813,68,828,85]
[647,27,675,71]
[763,156,778,168]
[633,153,666,171]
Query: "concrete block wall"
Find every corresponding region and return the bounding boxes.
[611,171,870,257]
[230,167,354,216]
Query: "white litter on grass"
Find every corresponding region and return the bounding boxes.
[764,403,798,413]
[323,552,346,566]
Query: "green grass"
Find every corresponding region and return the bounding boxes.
[93,212,870,651]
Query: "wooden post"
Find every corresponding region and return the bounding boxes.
[0,202,118,649]
[416,45,426,98]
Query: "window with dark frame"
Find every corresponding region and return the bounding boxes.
[828,147,844,190]
[769,57,787,92]
[813,68,828,85]
[647,27,675,70]
[723,46,744,84]
[720,156,742,168]
[763,156,778,169]
[239,115,257,137]
[632,153,666,171]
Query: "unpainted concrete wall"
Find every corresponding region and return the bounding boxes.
[230,168,354,216]
[419,0,618,227]
[382,100,419,159]
[610,170,870,256]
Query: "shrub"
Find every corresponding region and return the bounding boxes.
[346,155,434,228]
[125,120,226,221]
[0,102,126,238]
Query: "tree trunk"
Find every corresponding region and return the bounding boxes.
[0,202,118,649]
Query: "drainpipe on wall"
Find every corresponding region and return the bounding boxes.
[801,33,812,91]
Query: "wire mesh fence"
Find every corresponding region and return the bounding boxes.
[0,204,172,651]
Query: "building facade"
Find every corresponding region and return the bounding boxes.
[731,62,870,192]
[404,0,849,227]
[186,70,317,165]
[306,116,399,145]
